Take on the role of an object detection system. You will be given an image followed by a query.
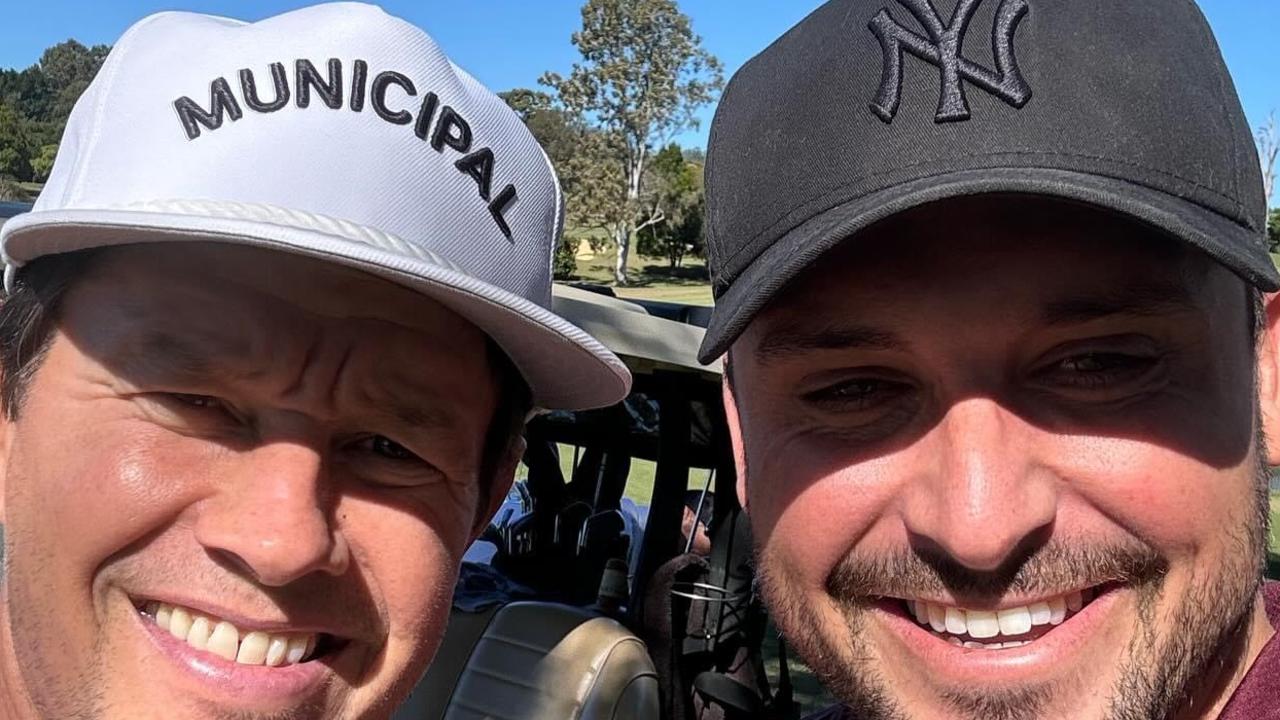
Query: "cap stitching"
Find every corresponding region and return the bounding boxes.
[715,149,1251,272]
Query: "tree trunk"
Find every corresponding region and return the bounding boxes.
[614,224,631,285]
[613,144,647,285]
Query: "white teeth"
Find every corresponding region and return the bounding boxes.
[927,603,947,633]
[143,601,322,668]
[285,635,310,665]
[996,606,1032,636]
[912,601,928,625]
[1049,595,1067,625]
[907,588,1096,643]
[207,621,240,662]
[186,616,212,651]
[236,631,270,665]
[265,635,290,667]
[965,610,1000,639]
[169,607,193,640]
[1028,602,1052,626]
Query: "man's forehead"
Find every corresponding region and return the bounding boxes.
[79,243,477,334]
[743,197,1232,352]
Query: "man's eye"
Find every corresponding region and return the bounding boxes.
[169,393,226,410]
[1044,352,1158,388]
[362,435,424,463]
[804,378,910,410]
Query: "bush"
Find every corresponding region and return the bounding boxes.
[31,144,57,182]
[552,234,578,280]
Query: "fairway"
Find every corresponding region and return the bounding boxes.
[561,235,715,306]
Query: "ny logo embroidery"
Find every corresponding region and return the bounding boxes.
[868,0,1032,123]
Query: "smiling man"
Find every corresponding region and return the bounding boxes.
[0,4,629,719]
[698,1,1280,719]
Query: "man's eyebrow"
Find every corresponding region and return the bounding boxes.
[108,329,244,382]
[753,324,909,365]
[379,397,458,432]
[1040,282,1200,326]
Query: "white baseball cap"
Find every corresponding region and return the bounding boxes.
[0,2,631,411]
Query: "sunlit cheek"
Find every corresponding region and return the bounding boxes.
[346,492,472,664]
[1050,433,1258,556]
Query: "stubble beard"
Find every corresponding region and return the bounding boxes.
[756,468,1270,720]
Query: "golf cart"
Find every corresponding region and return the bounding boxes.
[393,283,798,720]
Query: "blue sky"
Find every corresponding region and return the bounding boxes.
[0,0,1276,151]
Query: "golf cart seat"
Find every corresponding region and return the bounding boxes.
[395,601,660,719]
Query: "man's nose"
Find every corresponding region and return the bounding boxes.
[900,397,1057,572]
[194,441,350,586]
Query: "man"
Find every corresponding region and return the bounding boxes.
[698,1,1279,718]
[0,4,629,719]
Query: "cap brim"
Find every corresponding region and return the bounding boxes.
[1,207,631,411]
[698,168,1280,363]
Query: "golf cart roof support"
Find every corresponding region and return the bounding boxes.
[630,373,695,615]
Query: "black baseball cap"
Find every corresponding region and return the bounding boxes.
[697,0,1279,364]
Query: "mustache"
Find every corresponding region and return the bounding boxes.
[826,536,1169,602]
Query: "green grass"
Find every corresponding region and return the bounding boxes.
[1270,491,1279,570]
[1272,492,1279,545]
[560,234,714,306]
[547,442,713,507]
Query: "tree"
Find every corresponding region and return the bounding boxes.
[0,102,34,180]
[0,67,54,121]
[39,40,110,126]
[541,0,722,284]
[0,39,110,183]
[31,144,58,182]
[500,88,595,279]
[637,143,705,268]
[1260,112,1277,210]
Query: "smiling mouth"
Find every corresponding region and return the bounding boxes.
[898,585,1110,649]
[136,600,345,667]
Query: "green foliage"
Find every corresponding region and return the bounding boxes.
[636,143,706,268]
[540,0,722,284]
[552,235,579,280]
[0,102,33,179]
[0,39,109,183]
[31,144,57,182]
[1269,209,1280,254]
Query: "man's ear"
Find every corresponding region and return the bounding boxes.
[1257,292,1280,466]
[468,434,525,541]
[722,377,749,514]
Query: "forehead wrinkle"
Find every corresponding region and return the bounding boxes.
[354,378,466,435]
[104,327,266,386]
